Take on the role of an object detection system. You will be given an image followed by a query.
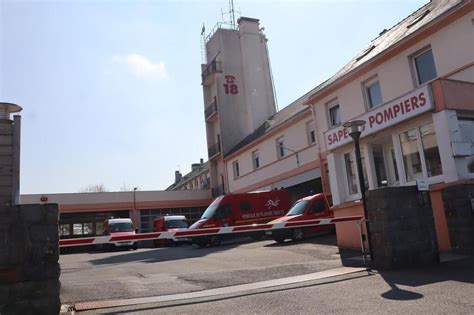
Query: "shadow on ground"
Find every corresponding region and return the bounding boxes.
[377,255,474,300]
[87,237,263,266]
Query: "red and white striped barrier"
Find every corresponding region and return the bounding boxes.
[59,215,363,248]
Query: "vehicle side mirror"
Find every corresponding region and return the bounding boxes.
[135,228,139,234]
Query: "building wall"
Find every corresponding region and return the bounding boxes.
[314,12,474,154]
[225,113,320,193]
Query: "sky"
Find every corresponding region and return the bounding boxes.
[0,0,427,194]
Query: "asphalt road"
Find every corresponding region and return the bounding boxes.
[60,234,362,304]
[79,255,474,314]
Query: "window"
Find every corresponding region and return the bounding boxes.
[306,120,316,144]
[413,48,437,85]
[399,122,442,182]
[232,160,240,178]
[309,199,326,214]
[400,128,423,182]
[276,136,285,159]
[344,153,358,195]
[252,150,260,169]
[60,224,71,237]
[365,78,383,108]
[328,102,341,127]
[420,123,442,177]
[215,204,232,219]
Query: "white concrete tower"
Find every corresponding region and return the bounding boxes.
[201,17,277,196]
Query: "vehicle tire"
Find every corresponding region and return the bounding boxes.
[167,239,176,247]
[194,238,207,248]
[274,237,285,244]
[291,228,305,242]
[210,235,221,247]
[153,240,160,248]
[132,243,138,250]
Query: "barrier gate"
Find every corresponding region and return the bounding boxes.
[59,215,363,248]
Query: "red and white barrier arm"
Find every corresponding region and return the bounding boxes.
[59,215,363,248]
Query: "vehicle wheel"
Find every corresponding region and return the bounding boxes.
[194,238,207,248]
[291,228,305,242]
[210,235,221,247]
[274,237,285,244]
[167,239,176,247]
[132,243,138,250]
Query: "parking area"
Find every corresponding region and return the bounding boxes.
[59,234,363,304]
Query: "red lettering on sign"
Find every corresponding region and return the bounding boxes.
[404,100,411,113]
[223,75,239,95]
[393,104,401,117]
[410,96,419,109]
[419,92,426,106]
[383,107,394,121]
[375,112,383,125]
[368,115,375,128]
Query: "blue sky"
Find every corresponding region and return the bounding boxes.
[0,0,426,193]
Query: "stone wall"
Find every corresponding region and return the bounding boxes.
[0,204,60,315]
[442,183,474,255]
[367,186,439,270]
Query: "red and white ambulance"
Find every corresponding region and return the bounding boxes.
[266,193,334,243]
[189,189,291,247]
[103,218,138,250]
[153,215,190,247]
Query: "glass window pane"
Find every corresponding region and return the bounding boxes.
[73,223,83,235]
[372,144,388,187]
[83,223,94,235]
[367,81,383,108]
[60,224,70,237]
[415,49,437,84]
[344,153,358,195]
[420,122,442,177]
[330,105,341,126]
[400,129,423,182]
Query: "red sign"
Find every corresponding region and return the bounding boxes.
[223,75,239,95]
[324,85,433,150]
[40,196,48,202]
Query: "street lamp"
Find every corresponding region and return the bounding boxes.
[343,119,374,262]
[133,187,138,230]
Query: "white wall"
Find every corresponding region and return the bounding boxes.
[314,12,474,154]
[226,115,318,192]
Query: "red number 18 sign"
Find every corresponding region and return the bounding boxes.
[223,75,239,95]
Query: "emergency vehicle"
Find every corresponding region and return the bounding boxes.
[189,189,291,247]
[153,215,190,247]
[102,218,138,250]
[266,193,334,243]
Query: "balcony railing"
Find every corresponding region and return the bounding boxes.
[201,59,222,85]
[208,142,221,158]
[205,98,218,121]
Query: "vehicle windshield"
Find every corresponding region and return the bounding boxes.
[201,205,217,219]
[165,220,188,229]
[286,200,309,216]
[109,222,133,232]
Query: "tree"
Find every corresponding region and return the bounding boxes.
[80,184,108,193]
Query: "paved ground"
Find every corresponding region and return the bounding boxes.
[60,234,361,304]
[77,255,474,314]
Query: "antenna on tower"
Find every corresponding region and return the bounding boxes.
[200,23,207,64]
[221,0,240,29]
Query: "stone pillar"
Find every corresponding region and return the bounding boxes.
[367,186,439,269]
[442,183,474,255]
[0,103,22,206]
[0,204,61,314]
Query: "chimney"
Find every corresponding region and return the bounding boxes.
[200,158,204,166]
[175,171,182,183]
[191,163,200,172]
